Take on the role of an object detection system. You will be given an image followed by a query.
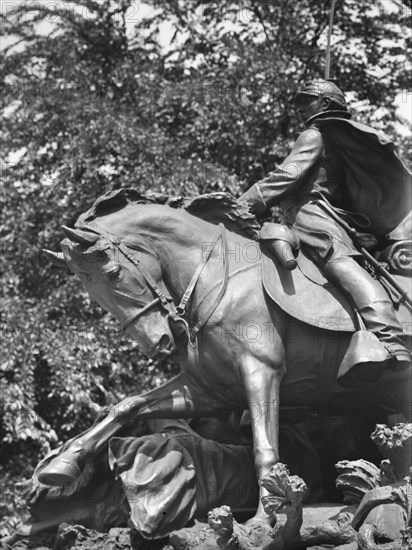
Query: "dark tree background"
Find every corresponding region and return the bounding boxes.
[0,0,411,534]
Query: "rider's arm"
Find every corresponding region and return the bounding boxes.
[239,128,324,215]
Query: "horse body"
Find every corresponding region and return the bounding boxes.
[73,203,285,402]
[41,197,411,523]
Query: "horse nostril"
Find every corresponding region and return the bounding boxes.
[158,334,174,354]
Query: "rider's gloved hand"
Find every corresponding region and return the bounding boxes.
[237,186,267,217]
[355,232,379,251]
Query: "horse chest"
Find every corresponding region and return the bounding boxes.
[180,345,247,407]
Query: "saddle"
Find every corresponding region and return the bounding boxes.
[260,223,411,335]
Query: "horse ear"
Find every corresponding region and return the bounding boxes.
[61,226,99,245]
[43,250,66,267]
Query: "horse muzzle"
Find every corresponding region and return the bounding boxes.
[147,334,176,358]
[122,309,177,358]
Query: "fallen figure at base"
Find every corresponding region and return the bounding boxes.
[10,417,257,541]
[6,422,411,550]
[7,412,362,543]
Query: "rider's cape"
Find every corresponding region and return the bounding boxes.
[310,113,412,237]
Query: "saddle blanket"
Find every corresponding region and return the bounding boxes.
[261,248,411,335]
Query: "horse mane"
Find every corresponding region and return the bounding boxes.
[76,188,260,240]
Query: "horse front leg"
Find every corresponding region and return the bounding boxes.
[239,354,285,525]
[38,372,196,486]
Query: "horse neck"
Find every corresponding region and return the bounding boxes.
[139,207,220,299]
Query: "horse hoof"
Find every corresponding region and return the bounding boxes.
[38,456,81,486]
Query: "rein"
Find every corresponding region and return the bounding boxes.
[80,222,230,345]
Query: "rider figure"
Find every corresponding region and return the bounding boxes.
[239,79,411,382]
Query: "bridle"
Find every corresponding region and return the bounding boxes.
[78,222,230,346]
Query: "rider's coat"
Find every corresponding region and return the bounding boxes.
[240,110,411,261]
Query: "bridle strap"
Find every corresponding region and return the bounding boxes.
[190,223,230,341]
[78,223,180,331]
[78,222,229,344]
[115,240,175,314]
[118,297,161,331]
[176,223,223,316]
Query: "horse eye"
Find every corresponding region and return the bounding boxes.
[107,267,121,281]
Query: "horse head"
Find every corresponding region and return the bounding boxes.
[44,225,177,359]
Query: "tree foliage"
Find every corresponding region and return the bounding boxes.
[1,0,411,468]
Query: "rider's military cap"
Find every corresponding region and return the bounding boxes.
[295,79,346,108]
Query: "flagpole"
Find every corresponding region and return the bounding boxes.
[325,0,337,79]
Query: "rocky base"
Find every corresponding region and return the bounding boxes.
[3,514,411,550]
[1,525,132,550]
[2,423,411,550]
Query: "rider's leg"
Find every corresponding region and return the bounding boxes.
[291,203,410,372]
[323,255,410,370]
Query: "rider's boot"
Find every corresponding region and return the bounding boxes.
[323,256,410,383]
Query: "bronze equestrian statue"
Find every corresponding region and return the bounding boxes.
[40,213,410,526]
[39,80,411,527]
[240,79,411,384]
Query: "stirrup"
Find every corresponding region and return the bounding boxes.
[337,312,389,387]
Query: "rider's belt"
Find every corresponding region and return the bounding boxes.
[259,222,300,271]
[310,193,372,231]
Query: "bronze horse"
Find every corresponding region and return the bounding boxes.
[42,189,410,524]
